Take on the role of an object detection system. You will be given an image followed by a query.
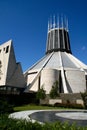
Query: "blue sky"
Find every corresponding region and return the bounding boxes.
[0,0,87,71]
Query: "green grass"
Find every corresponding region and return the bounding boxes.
[14,104,79,112]
[14,104,63,111]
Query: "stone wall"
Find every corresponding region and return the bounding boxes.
[40,93,84,106]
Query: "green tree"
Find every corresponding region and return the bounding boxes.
[36,86,46,100]
[49,81,59,99]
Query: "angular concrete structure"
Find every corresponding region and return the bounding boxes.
[24,18,87,94]
[0,40,26,93]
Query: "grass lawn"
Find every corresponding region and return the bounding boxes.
[14,104,64,111]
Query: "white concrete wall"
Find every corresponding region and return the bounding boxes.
[27,72,38,92]
[29,80,38,92]
[0,40,12,85]
[27,73,37,85]
[0,40,26,88]
[65,70,86,93]
[41,68,59,94]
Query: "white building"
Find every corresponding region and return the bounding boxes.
[0,40,26,93]
[24,18,87,94]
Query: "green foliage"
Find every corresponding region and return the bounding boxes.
[0,115,87,130]
[81,91,87,108]
[36,86,46,100]
[0,99,13,114]
[49,81,59,99]
[54,102,83,109]
[14,104,64,111]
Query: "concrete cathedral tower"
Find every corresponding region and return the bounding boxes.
[0,40,26,93]
[24,16,87,94]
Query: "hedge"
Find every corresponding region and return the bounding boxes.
[0,115,87,130]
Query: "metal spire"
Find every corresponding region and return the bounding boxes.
[53,15,56,28]
[61,14,64,28]
[66,17,69,31]
[50,16,52,29]
[48,20,50,31]
[57,14,59,28]
[48,15,69,31]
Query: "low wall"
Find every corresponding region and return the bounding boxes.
[40,93,84,106]
[49,99,62,105]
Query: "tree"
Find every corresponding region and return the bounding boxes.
[49,81,59,99]
[36,86,46,100]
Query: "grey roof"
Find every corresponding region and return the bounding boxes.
[27,52,79,71]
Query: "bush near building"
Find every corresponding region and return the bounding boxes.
[81,91,87,108]
[49,81,59,99]
[36,86,46,100]
[0,99,13,114]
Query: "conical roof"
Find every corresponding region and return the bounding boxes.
[25,51,87,76]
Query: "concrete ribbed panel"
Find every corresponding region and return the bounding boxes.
[65,70,86,93]
[31,55,50,70]
[28,52,79,71]
[41,69,59,94]
[67,53,87,69]
[61,52,78,68]
[46,28,71,54]
[46,52,61,69]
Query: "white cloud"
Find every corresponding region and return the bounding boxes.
[82,46,86,51]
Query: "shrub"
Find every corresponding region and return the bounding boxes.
[36,86,46,100]
[81,91,87,108]
[0,99,13,114]
[0,115,87,130]
[54,102,83,109]
[49,81,59,99]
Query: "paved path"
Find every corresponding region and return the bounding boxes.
[9,110,87,126]
[9,110,42,123]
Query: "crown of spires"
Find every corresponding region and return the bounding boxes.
[48,15,69,31]
[46,15,71,54]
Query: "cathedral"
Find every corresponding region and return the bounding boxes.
[0,17,87,95]
[24,17,87,94]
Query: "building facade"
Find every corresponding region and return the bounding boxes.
[0,40,26,93]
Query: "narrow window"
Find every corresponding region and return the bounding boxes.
[0,61,2,68]
[6,46,9,53]
[3,48,5,51]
